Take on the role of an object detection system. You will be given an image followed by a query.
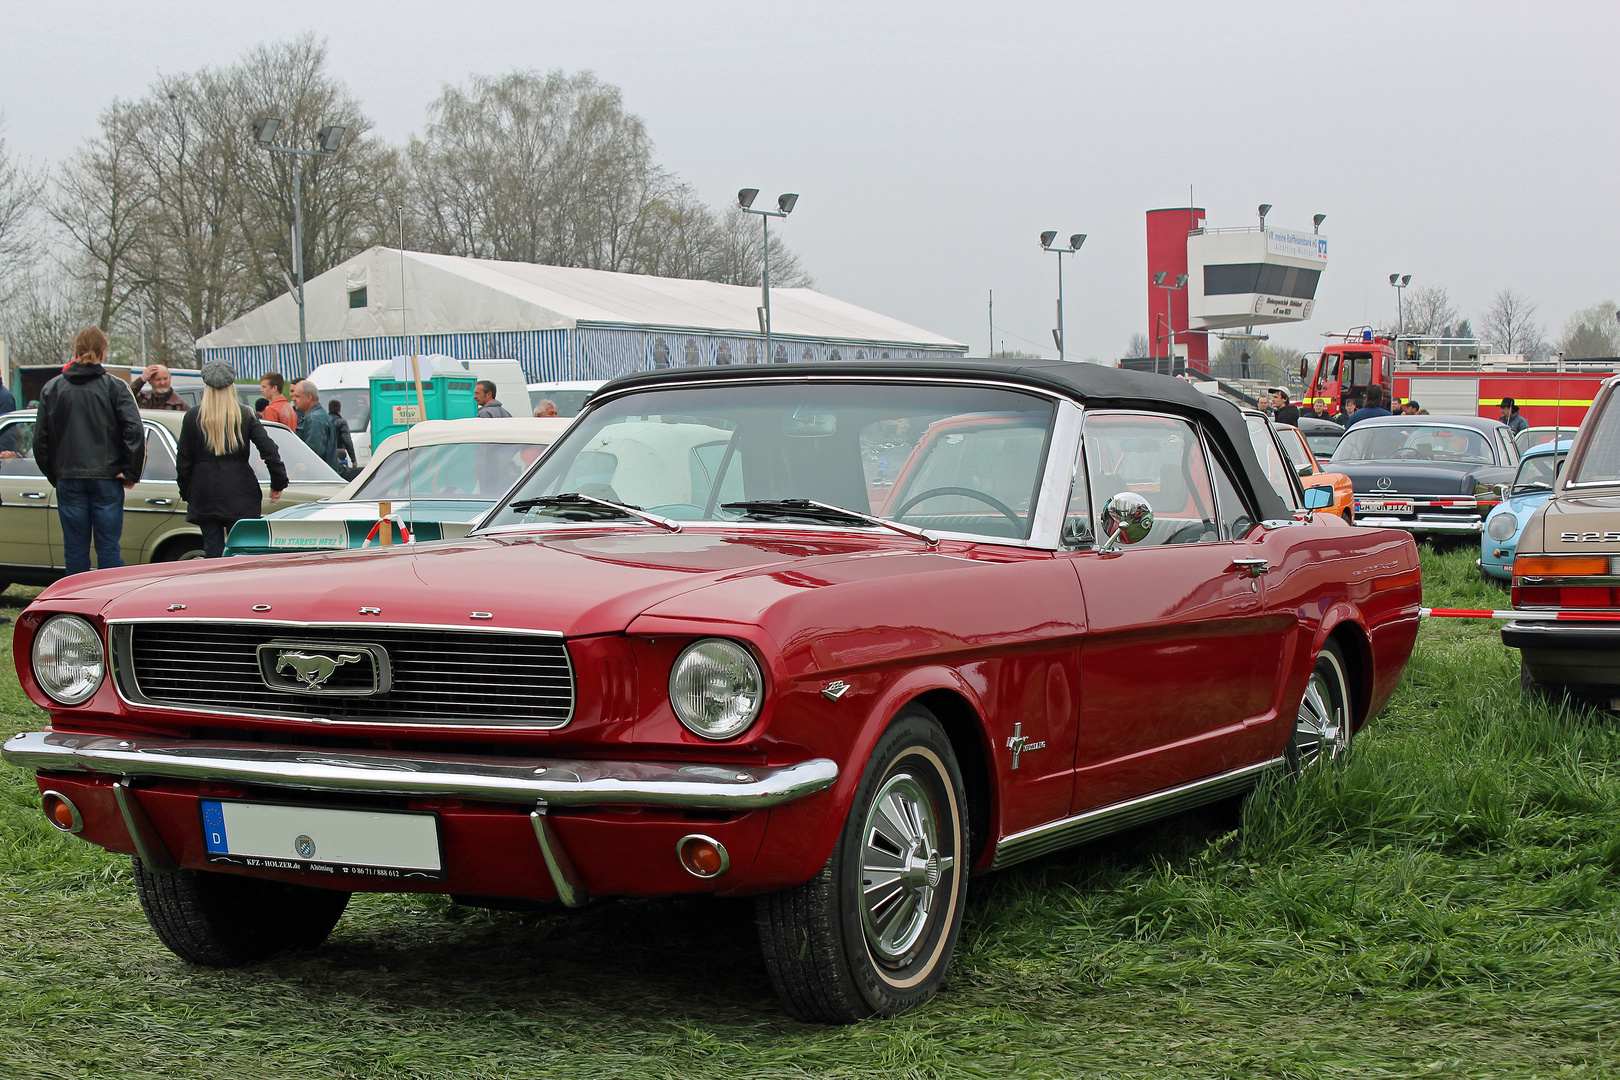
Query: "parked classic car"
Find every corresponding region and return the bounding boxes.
[3,359,1423,1023]
[1480,440,1571,582]
[1504,375,1620,700]
[223,417,572,555]
[1329,414,1519,534]
[1515,425,1579,454]
[1296,415,1345,465]
[0,408,345,589]
[1268,420,1355,523]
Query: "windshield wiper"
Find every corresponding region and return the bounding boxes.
[722,499,937,547]
[508,492,681,533]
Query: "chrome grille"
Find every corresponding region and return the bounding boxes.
[111,622,573,729]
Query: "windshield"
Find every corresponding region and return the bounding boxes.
[1331,424,1495,465]
[483,382,1058,541]
[1512,452,1564,494]
[356,442,547,501]
[1570,390,1620,485]
[252,426,344,484]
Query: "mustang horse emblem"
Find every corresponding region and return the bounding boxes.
[276,650,364,689]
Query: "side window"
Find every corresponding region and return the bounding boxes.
[1085,413,1218,546]
[1208,446,1256,539]
[1062,449,1093,550]
[0,421,43,476]
[143,428,178,482]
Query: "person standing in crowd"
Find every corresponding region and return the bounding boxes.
[1269,388,1301,427]
[34,327,145,575]
[1346,384,1393,429]
[534,399,559,418]
[1500,397,1529,434]
[259,372,299,429]
[1403,399,1422,415]
[291,380,342,468]
[0,375,16,416]
[328,399,356,467]
[474,380,513,418]
[130,364,188,410]
[176,363,286,558]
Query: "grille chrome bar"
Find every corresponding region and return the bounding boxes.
[111,621,575,730]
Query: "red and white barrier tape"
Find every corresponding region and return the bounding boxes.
[362,515,412,546]
[1421,607,1620,622]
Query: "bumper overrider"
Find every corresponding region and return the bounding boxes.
[2,731,839,907]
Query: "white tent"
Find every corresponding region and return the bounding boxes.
[198,247,964,352]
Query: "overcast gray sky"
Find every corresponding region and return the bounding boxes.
[4,0,1617,360]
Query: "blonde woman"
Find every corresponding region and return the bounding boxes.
[176,363,288,557]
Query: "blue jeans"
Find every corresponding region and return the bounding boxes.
[57,478,126,576]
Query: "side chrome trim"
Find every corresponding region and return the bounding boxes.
[990,757,1286,870]
[3,731,839,810]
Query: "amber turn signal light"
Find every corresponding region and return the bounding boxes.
[41,790,82,834]
[1514,555,1610,578]
[676,834,730,879]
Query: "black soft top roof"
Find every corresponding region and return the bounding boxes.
[599,358,1291,522]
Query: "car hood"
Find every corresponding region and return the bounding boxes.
[39,526,969,638]
[1330,461,1485,495]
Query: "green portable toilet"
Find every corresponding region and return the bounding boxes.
[368,356,478,444]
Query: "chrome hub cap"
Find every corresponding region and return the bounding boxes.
[860,771,954,963]
[1294,667,1347,766]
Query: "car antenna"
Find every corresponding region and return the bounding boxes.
[398,208,418,542]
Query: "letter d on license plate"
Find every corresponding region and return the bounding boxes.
[200,800,445,880]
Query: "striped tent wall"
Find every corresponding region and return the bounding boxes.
[198,327,961,383]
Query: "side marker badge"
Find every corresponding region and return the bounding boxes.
[1006,723,1046,770]
[822,680,851,701]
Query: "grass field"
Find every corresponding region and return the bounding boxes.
[3,546,1619,1079]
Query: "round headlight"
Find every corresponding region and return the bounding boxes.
[1487,511,1519,542]
[31,615,105,706]
[669,638,764,740]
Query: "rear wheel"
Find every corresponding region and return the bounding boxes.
[155,536,204,562]
[1286,641,1352,769]
[132,858,350,966]
[757,707,968,1023]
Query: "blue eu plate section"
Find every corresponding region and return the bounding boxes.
[202,801,230,853]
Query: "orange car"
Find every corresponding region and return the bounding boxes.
[1276,422,1354,523]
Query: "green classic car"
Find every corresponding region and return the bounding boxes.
[0,408,346,589]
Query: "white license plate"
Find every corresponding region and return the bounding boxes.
[1360,498,1414,515]
[200,800,444,880]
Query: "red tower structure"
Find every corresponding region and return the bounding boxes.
[1145,207,1209,374]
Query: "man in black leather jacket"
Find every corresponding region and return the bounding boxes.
[35,328,145,575]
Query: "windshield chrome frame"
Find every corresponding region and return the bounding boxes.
[470,375,1082,550]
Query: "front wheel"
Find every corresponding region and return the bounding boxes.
[1286,641,1352,769]
[756,707,968,1024]
[132,858,350,966]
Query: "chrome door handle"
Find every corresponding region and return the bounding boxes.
[22,491,47,500]
[1231,558,1270,577]
[145,497,173,506]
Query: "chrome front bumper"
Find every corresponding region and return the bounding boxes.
[2,731,838,810]
[1354,515,1483,534]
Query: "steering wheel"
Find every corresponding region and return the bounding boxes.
[1393,447,1420,459]
[893,486,1023,529]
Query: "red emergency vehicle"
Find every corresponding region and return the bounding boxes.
[1304,330,1613,427]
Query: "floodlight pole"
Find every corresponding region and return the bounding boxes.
[738,190,797,363]
[254,120,346,377]
[1040,233,1085,362]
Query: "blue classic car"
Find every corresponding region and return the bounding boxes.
[1480,440,1572,581]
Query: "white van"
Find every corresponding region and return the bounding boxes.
[527,380,605,418]
[306,356,531,464]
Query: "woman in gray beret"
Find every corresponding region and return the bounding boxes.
[175,362,288,557]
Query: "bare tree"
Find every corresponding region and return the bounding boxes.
[0,115,44,306]
[1402,285,1459,336]
[1557,300,1620,359]
[1480,288,1546,359]
[1124,332,1151,358]
[48,102,152,332]
[709,206,811,288]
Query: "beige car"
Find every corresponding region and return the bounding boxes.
[1503,374,1620,700]
[0,408,345,588]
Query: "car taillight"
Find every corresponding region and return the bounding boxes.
[1514,555,1615,577]
[1512,554,1620,609]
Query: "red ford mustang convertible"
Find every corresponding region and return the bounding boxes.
[5,359,1421,1022]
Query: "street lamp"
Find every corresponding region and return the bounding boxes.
[1258,203,1272,229]
[1313,214,1326,234]
[1039,231,1085,361]
[253,117,348,376]
[1389,273,1412,337]
[738,188,798,363]
[1153,271,1189,376]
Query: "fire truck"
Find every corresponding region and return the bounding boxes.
[1304,330,1614,427]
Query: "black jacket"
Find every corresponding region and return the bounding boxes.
[176,404,288,524]
[35,362,145,486]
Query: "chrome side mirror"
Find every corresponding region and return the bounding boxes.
[1100,491,1153,552]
